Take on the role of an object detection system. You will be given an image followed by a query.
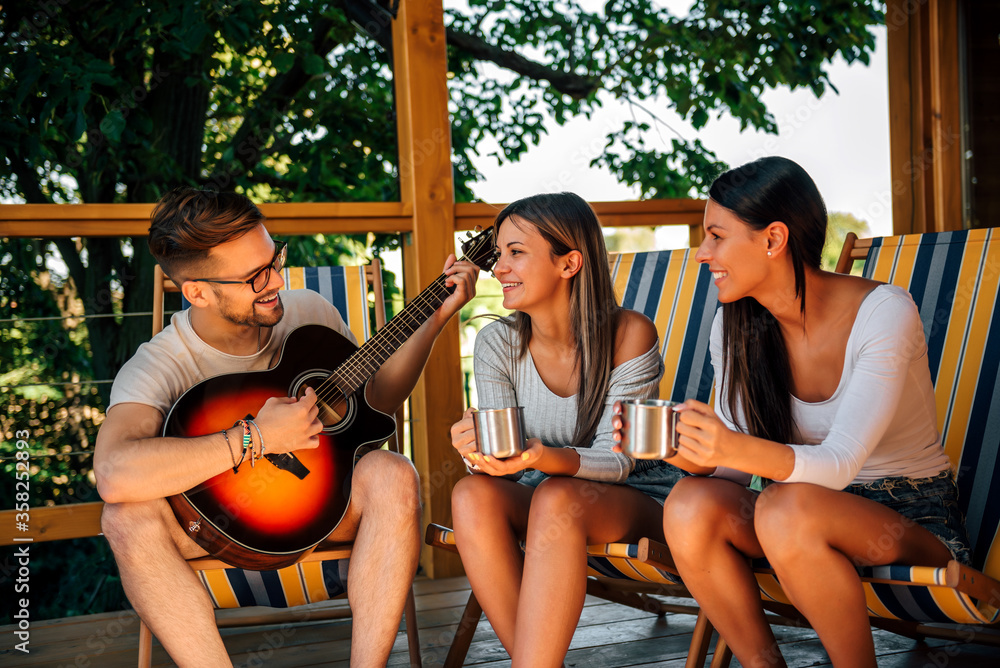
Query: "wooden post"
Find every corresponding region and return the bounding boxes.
[392,0,466,577]
[886,0,964,235]
[928,0,963,230]
[886,0,929,235]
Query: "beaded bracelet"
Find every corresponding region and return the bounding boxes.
[248,419,266,464]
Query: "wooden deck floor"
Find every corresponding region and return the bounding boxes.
[3,575,999,667]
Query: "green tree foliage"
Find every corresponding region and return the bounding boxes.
[1,0,884,621]
[823,211,871,272]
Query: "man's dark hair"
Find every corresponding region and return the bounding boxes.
[148,187,265,281]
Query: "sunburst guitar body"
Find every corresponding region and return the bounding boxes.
[165,226,497,570]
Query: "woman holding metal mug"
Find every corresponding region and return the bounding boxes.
[614,156,969,668]
[448,192,698,667]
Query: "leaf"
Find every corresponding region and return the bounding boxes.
[691,108,709,129]
[272,51,296,72]
[303,54,326,76]
[98,109,126,143]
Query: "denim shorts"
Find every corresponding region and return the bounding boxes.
[517,459,687,506]
[845,469,972,565]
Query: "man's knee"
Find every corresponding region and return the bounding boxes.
[101,499,174,556]
[355,449,420,512]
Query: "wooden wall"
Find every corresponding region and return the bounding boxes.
[964,0,1000,229]
[886,0,998,234]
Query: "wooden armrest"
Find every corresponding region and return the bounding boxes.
[424,523,459,553]
[947,561,1000,609]
[637,536,677,574]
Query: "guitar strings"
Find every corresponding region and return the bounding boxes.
[310,276,454,407]
[312,234,492,402]
[312,272,457,398]
[308,233,494,410]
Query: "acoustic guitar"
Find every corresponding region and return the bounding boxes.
[164,228,497,570]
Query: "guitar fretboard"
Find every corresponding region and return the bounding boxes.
[328,272,454,396]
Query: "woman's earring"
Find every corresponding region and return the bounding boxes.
[767,251,772,257]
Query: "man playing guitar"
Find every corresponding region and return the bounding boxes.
[95,187,479,667]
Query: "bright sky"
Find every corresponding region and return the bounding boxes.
[464,8,892,247]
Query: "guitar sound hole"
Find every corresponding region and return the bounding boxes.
[293,374,352,431]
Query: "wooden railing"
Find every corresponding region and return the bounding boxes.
[0,198,707,243]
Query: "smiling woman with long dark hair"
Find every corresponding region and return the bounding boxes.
[649,157,971,668]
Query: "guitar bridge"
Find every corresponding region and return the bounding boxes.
[264,452,311,480]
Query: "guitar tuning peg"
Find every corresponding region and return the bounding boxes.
[473,225,483,233]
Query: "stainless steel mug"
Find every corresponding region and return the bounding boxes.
[473,407,526,459]
[620,399,679,459]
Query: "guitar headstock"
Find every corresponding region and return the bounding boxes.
[459,226,498,272]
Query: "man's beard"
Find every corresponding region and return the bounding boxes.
[214,289,285,328]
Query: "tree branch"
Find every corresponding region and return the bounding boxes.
[446,26,601,99]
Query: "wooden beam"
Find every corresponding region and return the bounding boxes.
[0,502,104,545]
[886,0,965,235]
[393,0,465,578]
[929,0,964,230]
[455,199,707,231]
[887,0,927,235]
[0,202,414,237]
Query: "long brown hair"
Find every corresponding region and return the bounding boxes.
[494,192,620,449]
[709,157,826,443]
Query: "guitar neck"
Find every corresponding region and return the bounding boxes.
[333,271,453,395]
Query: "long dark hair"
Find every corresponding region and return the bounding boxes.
[494,192,620,449]
[710,157,826,443]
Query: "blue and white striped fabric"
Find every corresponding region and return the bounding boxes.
[587,250,718,583]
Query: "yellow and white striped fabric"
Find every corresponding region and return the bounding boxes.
[197,265,370,608]
[838,230,1000,625]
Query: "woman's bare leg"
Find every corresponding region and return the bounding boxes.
[663,477,786,668]
[451,475,534,654]
[511,477,665,668]
[755,483,952,668]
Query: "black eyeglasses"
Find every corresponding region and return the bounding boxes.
[189,241,287,293]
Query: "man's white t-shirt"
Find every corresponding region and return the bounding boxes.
[108,289,355,416]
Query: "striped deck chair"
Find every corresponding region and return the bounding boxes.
[145,262,421,668]
[425,248,721,666]
[832,231,999,639]
[683,230,1000,667]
